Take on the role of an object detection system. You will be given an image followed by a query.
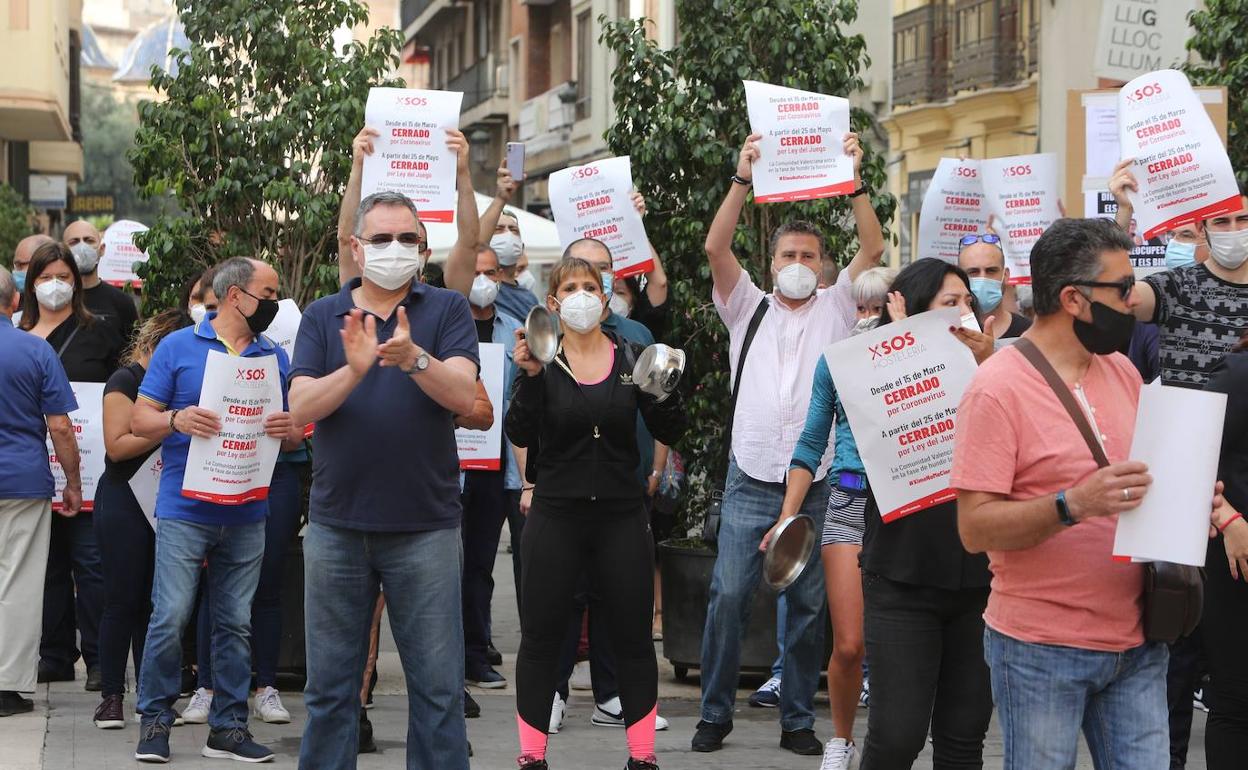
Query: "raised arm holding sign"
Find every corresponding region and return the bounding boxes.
[361,88,464,223]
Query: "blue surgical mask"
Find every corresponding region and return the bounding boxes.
[969,277,1003,313]
[13,270,25,292]
[1164,238,1198,270]
[600,270,614,297]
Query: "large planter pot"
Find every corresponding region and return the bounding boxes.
[276,536,306,683]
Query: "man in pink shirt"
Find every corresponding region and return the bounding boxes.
[692,132,885,757]
[952,218,1171,769]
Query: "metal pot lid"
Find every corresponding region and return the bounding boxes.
[525,306,561,365]
[633,343,687,393]
[763,514,818,590]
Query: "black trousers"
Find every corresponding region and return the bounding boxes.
[41,509,105,672]
[1166,627,1204,769]
[554,576,619,703]
[461,470,508,677]
[861,571,993,770]
[1202,536,1248,770]
[93,474,155,696]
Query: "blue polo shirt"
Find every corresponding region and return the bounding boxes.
[0,315,78,499]
[291,278,480,532]
[601,311,657,488]
[138,315,291,525]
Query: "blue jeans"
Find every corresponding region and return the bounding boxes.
[137,519,264,729]
[985,626,1170,770]
[700,458,829,731]
[768,594,788,680]
[299,522,467,770]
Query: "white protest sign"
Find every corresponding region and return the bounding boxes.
[743,80,854,203]
[917,158,986,263]
[1094,0,1197,82]
[1084,191,1168,277]
[362,87,464,223]
[129,448,163,530]
[1119,70,1242,240]
[825,308,978,523]
[48,382,106,512]
[549,156,654,278]
[456,343,505,471]
[1112,383,1225,566]
[98,220,149,287]
[981,153,1061,284]
[263,299,302,358]
[182,350,282,504]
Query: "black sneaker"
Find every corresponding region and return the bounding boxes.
[202,726,274,763]
[487,643,503,666]
[0,691,34,717]
[93,694,125,729]
[780,728,822,756]
[36,664,74,684]
[466,667,507,689]
[135,719,172,763]
[626,757,659,769]
[358,709,376,754]
[691,720,732,752]
[464,688,481,719]
[518,757,548,769]
[85,666,102,692]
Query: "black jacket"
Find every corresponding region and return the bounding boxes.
[505,332,686,501]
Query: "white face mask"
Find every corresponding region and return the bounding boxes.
[189,303,207,324]
[774,263,818,300]
[515,269,536,292]
[490,232,524,267]
[36,279,73,311]
[557,290,604,333]
[608,293,631,318]
[70,242,100,274]
[1207,228,1248,270]
[362,240,423,291]
[469,274,499,308]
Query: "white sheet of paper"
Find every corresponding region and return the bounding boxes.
[47,382,106,512]
[917,158,986,263]
[1119,69,1242,240]
[263,299,302,358]
[456,343,505,470]
[129,448,163,530]
[744,80,853,203]
[1112,383,1226,566]
[98,219,149,287]
[549,156,654,278]
[361,87,464,223]
[1084,104,1121,182]
[824,308,978,523]
[181,350,282,504]
[981,153,1062,284]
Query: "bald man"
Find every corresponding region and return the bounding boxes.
[63,220,138,339]
[11,234,54,313]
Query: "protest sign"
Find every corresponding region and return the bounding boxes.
[48,382,105,512]
[98,220,149,287]
[1113,383,1225,567]
[1084,191,1167,276]
[743,80,854,203]
[182,350,283,504]
[825,308,978,523]
[917,158,986,263]
[549,156,654,278]
[362,87,463,223]
[129,449,163,530]
[1094,0,1198,83]
[1119,70,1242,240]
[263,299,302,358]
[456,343,505,471]
[981,153,1061,284]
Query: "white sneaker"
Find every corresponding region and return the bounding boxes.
[253,686,291,724]
[181,688,212,724]
[569,660,593,691]
[820,737,860,770]
[548,694,565,734]
[858,677,870,708]
[590,696,669,730]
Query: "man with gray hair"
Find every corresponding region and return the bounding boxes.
[0,265,82,717]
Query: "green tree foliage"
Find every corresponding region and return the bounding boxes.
[1187,0,1248,186]
[80,84,177,223]
[128,0,402,312]
[0,183,35,267]
[602,0,896,535]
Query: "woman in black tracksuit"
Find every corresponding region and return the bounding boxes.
[506,256,685,770]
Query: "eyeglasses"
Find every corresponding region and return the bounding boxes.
[359,232,427,249]
[1068,276,1136,301]
[958,234,1002,247]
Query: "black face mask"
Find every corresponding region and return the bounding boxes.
[1073,300,1136,355]
[240,290,280,335]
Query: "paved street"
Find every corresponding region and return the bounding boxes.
[1,526,1207,769]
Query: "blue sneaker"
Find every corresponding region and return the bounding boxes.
[135,719,172,763]
[748,676,781,708]
[202,726,274,763]
[467,667,507,689]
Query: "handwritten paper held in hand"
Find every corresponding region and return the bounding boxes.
[1112,382,1226,567]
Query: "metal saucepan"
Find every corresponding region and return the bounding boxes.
[632,343,686,402]
[763,514,818,590]
[524,306,561,365]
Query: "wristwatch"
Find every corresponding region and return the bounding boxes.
[731,174,752,186]
[402,350,430,375]
[849,183,870,198]
[1055,490,1077,527]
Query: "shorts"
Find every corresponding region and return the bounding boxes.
[822,484,868,547]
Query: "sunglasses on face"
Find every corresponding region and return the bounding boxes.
[958,234,1002,247]
[1069,276,1136,302]
[359,232,427,249]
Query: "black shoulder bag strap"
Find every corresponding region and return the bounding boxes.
[703,296,769,546]
[56,323,83,360]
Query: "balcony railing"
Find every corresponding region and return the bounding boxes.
[448,54,507,114]
[950,0,1029,93]
[892,4,949,106]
